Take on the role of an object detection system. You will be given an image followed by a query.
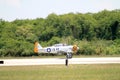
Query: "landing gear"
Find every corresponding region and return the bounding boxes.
[66,53,72,59]
[65,53,72,66]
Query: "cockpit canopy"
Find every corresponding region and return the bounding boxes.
[53,43,68,47]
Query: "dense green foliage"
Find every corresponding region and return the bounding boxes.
[0,9,120,56]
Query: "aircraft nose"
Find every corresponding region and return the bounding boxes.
[72,45,79,52]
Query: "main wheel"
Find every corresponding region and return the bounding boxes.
[66,53,72,59]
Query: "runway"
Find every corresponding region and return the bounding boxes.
[0,57,120,66]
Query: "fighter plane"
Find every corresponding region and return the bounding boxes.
[34,41,79,57]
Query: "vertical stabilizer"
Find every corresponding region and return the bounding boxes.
[34,42,42,53]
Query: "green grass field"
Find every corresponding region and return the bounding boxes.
[0,64,120,80]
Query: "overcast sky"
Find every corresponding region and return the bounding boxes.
[0,0,120,21]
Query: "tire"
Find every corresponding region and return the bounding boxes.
[66,53,72,59]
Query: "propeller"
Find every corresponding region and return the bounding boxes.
[72,45,79,53]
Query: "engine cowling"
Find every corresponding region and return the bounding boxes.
[72,45,78,53]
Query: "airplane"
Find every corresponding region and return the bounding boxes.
[34,41,79,58]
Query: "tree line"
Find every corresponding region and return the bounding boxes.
[0,9,120,56]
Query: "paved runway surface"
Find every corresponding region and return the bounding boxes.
[0,57,120,66]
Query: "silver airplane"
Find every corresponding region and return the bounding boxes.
[34,42,79,57]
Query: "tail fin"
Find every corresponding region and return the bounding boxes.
[34,42,42,53]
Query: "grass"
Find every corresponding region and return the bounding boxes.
[0,64,120,80]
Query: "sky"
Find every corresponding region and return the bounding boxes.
[0,0,120,21]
